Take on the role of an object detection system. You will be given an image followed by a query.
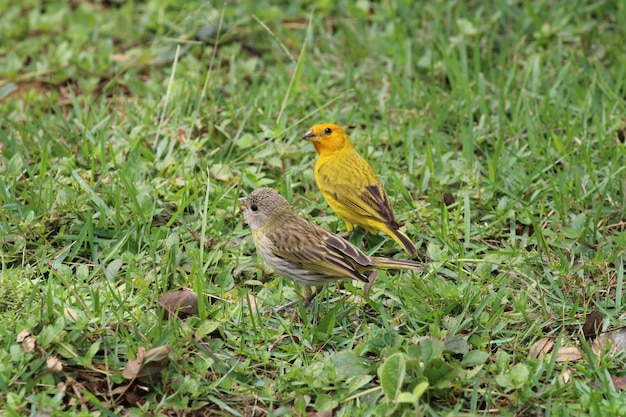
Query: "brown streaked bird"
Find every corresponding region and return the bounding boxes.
[239,187,424,312]
[303,123,419,259]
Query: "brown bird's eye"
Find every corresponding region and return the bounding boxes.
[250,204,258,212]
[324,127,332,135]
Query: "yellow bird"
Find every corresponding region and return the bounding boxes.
[303,123,419,259]
[239,188,424,312]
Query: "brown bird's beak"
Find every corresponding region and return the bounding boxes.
[302,129,316,140]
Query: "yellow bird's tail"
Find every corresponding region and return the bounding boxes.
[382,225,420,260]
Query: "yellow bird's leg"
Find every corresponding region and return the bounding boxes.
[342,223,369,250]
[337,221,355,238]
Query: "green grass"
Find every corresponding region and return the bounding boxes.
[1,0,626,415]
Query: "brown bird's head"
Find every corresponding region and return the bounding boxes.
[239,188,291,230]
[302,123,353,155]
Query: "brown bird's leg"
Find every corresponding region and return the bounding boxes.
[271,299,300,314]
[272,287,321,314]
[361,230,369,250]
[363,270,378,298]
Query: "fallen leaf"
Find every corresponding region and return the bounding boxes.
[609,328,626,350]
[592,336,610,355]
[268,334,296,353]
[555,346,583,362]
[143,345,173,362]
[122,346,146,380]
[529,337,555,359]
[442,191,455,206]
[17,329,31,343]
[159,290,199,319]
[17,329,36,353]
[64,307,79,321]
[136,361,168,385]
[558,369,571,385]
[245,293,259,314]
[122,345,172,384]
[582,311,603,339]
[47,356,63,372]
[592,328,626,356]
[612,375,626,391]
[307,411,333,417]
[32,406,52,417]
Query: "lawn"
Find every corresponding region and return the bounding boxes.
[1,0,626,415]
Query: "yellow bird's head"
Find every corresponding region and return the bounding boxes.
[302,123,354,155]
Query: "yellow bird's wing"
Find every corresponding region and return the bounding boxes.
[321,176,399,229]
[316,155,400,228]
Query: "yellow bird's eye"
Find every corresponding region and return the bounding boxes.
[323,127,332,135]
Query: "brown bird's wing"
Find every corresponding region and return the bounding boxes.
[265,215,372,282]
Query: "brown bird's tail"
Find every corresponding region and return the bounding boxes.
[384,226,420,260]
[371,257,425,271]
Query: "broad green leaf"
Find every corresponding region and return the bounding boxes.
[379,352,406,400]
[423,358,457,388]
[445,335,469,355]
[413,380,429,400]
[510,363,530,389]
[314,393,338,412]
[331,351,371,379]
[462,350,490,366]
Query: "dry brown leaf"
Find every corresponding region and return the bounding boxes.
[32,407,52,417]
[122,346,147,380]
[612,375,626,391]
[136,362,168,385]
[143,345,173,362]
[245,293,259,314]
[307,411,333,417]
[17,329,36,353]
[558,369,571,385]
[582,311,603,339]
[17,329,31,343]
[110,385,129,395]
[64,307,79,321]
[111,54,131,63]
[609,328,626,350]
[592,336,610,355]
[159,290,199,319]
[529,337,555,359]
[555,346,583,362]
[122,345,172,384]
[22,336,36,353]
[592,329,626,356]
[268,334,295,353]
[46,356,63,372]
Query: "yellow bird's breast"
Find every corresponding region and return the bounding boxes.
[313,149,386,234]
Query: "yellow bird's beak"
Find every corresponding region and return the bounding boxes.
[302,130,316,140]
[238,196,248,208]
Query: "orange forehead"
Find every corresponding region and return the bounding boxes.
[310,123,344,135]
